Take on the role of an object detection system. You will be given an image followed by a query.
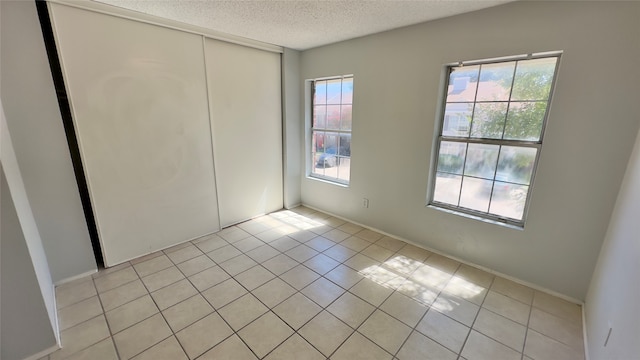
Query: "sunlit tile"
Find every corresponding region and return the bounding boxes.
[349,278,393,306]
[325,264,364,290]
[432,292,480,326]
[380,292,428,327]
[454,264,494,289]
[381,255,422,276]
[395,278,439,305]
[443,276,488,305]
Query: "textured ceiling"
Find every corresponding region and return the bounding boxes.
[93,0,515,50]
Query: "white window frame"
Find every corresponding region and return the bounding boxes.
[307,75,354,185]
[427,53,561,228]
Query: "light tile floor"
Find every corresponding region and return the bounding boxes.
[43,206,585,360]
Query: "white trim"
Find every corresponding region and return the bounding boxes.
[285,202,303,210]
[52,284,61,345]
[201,36,224,231]
[54,269,97,286]
[23,344,60,360]
[582,306,591,360]
[302,203,584,305]
[449,50,563,67]
[47,0,283,54]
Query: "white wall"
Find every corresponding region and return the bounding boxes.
[1,103,58,359]
[584,126,640,359]
[283,48,302,208]
[300,1,640,300]
[1,167,58,360]
[1,0,96,282]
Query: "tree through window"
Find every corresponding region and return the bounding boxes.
[429,54,560,226]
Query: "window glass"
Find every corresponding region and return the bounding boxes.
[430,55,559,226]
[310,76,353,185]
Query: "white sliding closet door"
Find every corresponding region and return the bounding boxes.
[206,39,283,226]
[50,4,220,266]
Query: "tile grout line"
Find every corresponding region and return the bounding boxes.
[127,259,189,360]
[455,272,497,360]
[53,207,583,360]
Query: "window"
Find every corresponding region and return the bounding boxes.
[309,76,353,184]
[429,54,560,227]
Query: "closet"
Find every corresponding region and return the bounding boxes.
[49,2,283,266]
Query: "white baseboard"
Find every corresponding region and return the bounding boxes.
[23,344,60,360]
[54,269,97,286]
[285,202,302,210]
[302,203,584,305]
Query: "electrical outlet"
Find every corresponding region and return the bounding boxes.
[362,198,369,208]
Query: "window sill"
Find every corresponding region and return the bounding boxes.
[426,204,524,231]
[306,175,349,188]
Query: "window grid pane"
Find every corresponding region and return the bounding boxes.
[311,76,353,184]
[431,55,558,225]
